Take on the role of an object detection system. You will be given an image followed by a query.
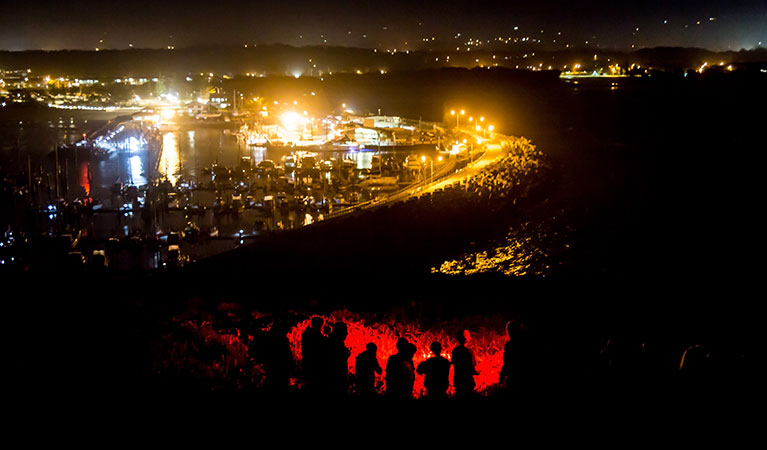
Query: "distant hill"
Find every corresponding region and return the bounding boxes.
[1,45,765,78]
[631,46,767,69]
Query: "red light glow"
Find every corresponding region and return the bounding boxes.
[287,309,507,397]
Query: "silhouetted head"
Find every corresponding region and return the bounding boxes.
[310,316,324,330]
[430,341,442,356]
[506,320,520,337]
[457,330,470,345]
[396,337,410,353]
[332,322,348,339]
[680,344,710,373]
[366,342,377,353]
[406,343,417,359]
[270,320,287,336]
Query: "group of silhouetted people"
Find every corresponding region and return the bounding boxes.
[157,306,747,399]
[374,331,481,399]
[245,310,743,401]
[300,316,489,399]
[300,317,351,395]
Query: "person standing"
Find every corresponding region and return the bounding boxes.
[452,330,479,399]
[356,342,382,398]
[326,322,351,396]
[386,338,416,399]
[416,341,450,399]
[300,316,325,392]
[500,320,526,390]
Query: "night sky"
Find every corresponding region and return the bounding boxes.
[1,0,764,51]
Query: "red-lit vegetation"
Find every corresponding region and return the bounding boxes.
[152,316,266,391]
[287,309,509,397]
[152,306,509,397]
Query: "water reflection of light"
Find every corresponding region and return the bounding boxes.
[160,132,180,185]
[348,151,373,169]
[252,146,266,164]
[127,155,146,186]
[186,130,196,177]
[127,136,140,152]
[80,162,90,196]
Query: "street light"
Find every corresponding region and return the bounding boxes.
[421,155,433,184]
[450,109,466,128]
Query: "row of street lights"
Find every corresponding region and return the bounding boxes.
[450,109,494,136]
[450,109,465,128]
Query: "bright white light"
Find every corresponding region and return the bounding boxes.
[160,108,175,120]
[280,111,305,131]
[127,136,140,152]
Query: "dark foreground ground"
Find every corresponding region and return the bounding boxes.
[3,72,764,418]
[4,266,760,413]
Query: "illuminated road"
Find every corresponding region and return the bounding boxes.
[419,141,504,195]
[327,129,510,218]
[383,125,510,199]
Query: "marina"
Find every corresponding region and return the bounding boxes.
[0,105,486,270]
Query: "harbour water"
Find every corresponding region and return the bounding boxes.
[0,103,451,268]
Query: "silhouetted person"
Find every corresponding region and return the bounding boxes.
[300,316,325,392]
[404,342,417,396]
[260,320,295,394]
[452,330,479,398]
[325,322,351,395]
[499,320,528,393]
[679,344,712,393]
[624,337,661,394]
[598,335,639,394]
[386,337,416,399]
[416,341,450,399]
[356,342,382,398]
[596,336,618,389]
